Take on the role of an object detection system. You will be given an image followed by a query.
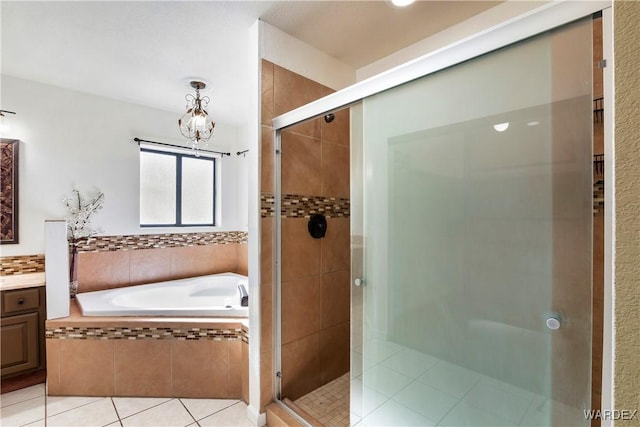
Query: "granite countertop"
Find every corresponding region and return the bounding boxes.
[0,272,46,291]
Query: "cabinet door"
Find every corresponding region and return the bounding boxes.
[1,312,39,377]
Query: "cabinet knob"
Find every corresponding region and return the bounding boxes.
[17,298,25,305]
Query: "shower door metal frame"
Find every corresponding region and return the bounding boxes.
[271,1,613,423]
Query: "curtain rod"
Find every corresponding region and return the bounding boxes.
[133,137,231,157]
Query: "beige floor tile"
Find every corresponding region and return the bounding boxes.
[180,398,239,421]
[120,399,194,427]
[0,384,45,408]
[198,402,252,427]
[21,419,46,427]
[0,396,45,427]
[112,397,172,419]
[46,398,118,427]
[45,395,102,417]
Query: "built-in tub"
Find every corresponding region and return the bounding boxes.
[76,272,248,317]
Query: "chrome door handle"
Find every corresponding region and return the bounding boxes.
[354,277,364,287]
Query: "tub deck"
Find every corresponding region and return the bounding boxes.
[47,299,249,329]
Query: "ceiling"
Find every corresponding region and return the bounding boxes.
[1,1,500,128]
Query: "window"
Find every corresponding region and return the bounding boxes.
[140,147,216,227]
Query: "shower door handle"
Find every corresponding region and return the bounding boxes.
[354,277,364,287]
[546,316,561,330]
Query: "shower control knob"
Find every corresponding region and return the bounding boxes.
[546,317,561,330]
[354,278,364,287]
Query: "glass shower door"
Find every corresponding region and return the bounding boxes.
[352,18,593,427]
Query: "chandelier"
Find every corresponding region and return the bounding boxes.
[178,81,215,154]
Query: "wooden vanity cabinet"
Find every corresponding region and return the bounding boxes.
[1,286,46,378]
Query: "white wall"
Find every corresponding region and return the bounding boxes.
[0,75,245,257]
[260,21,356,90]
[243,19,262,426]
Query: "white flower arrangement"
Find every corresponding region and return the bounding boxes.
[64,188,105,241]
[64,188,104,288]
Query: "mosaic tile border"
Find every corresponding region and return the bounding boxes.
[261,193,350,218]
[74,231,248,253]
[262,183,601,217]
[46,326,248,342]
[594,180,604,215]
[0,254,45,276]
[261,193,275,217]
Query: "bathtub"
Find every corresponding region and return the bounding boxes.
[76,272,248,317]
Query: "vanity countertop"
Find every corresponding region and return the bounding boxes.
[0,272,46,291]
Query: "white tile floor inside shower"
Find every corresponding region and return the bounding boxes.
[350,339,586,427]
[0,384,252,427]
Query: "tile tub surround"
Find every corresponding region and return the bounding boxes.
[74,231,248,293]
[0,254,45,275]
[45,301,249,401]
[73,231,247,252]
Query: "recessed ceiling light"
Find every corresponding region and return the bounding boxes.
[493,122,509,132]
[527,121,540,126]
[391,0,415,7]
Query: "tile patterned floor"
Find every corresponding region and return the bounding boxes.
[294,373,350,427]
[0,384,253,427]
[1,343,588,427]
[350,339,587,427]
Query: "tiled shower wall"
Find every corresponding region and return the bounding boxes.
[74,231,248,293]
[260,60,351,408]
[591,16,604,424]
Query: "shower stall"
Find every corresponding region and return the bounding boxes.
[271,2,611,425]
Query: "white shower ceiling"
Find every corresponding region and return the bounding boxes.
[1,1,500,127]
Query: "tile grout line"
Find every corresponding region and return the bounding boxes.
[170,341,174,395]
[115,398,174,422]
[432,369,482,425]
[518,395,538,426]
[109,397,123,426]
[45,397,108,420]
[388,378,440,426]
[0,393,45,409]
[3,394,47,427]
[177,398,199,425]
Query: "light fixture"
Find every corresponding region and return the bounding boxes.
[527,121,540,127]
[178,81,215,155]
[493,122,509,132]
[391,0,415,6]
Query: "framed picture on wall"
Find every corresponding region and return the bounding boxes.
[1,139,19,244]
